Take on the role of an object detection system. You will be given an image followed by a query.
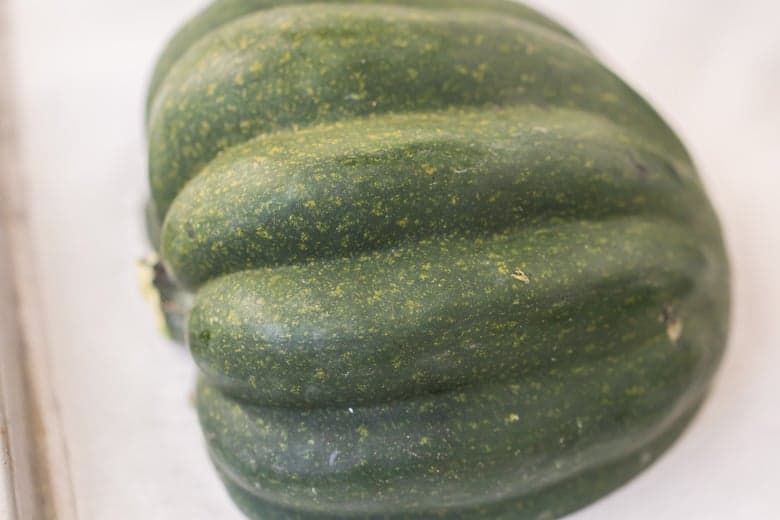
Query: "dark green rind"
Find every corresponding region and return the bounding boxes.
[145,0,580,119]
[148,4,686,219]
[196,361,710,517]
[144,2,731,518]
[188,217,725,408]
[162,107,702,290]
[214,400,701,519]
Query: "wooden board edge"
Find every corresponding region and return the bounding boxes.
[0,1,79,518]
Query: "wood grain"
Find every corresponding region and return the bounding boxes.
[0,0,76,517]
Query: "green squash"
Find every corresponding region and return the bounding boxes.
[145,1,730,518]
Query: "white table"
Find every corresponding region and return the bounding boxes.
[3,1,779,518]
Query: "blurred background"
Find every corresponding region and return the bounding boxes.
[1,1,778,518]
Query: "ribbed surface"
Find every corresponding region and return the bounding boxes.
[162,107,698,289]
[145,0,579,118]
[190,216,705,407]
[146,2,729,518]
[148,4,687,220]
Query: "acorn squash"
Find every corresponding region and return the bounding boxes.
[145,1,730,518]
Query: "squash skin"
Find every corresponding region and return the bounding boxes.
[147,4,688,220]
[145,0,578,120]
[146,1,730,519]
[202,386,703,519]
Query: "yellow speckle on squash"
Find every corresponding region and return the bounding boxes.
[667,318,684,343]
[471,64,488,82]
[511,269,530,284]
[600,92,619,103]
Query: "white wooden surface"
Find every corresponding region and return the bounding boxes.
[0,372,12,520]
[4,1,779,518]
[0,422,10,519]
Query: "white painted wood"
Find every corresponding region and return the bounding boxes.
[4,0,778,518]
[1,2,47,517]
[0,386,14,520]
[0,10,18,505]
